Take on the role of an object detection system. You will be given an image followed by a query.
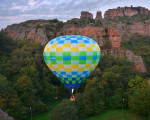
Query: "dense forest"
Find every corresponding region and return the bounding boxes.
[0,31,150,120]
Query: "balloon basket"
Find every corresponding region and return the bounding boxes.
[70,95,75,101]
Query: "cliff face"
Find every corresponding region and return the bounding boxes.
[126,21,150,36]
[104,6,150,18]
[95,11,102,21]
[58,24,121,48]
[0,109,14,120]
[80,11,93,20]
[5,20,49,45]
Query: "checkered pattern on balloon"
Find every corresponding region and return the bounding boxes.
[44,35,101,93]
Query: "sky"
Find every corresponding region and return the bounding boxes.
[0,0,150,29]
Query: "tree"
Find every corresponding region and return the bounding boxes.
[20,65,41,91]
[15,75,36,107]
[0,31,16,57]
[128,75,148,90]
[0,74,11,94]
[0,74,28,120]
[49,100,78,120]
[74,93,92,118]
[75,89,104,118]
[128,87,150,116]
[0,92,28,120]
[86,88,104,114]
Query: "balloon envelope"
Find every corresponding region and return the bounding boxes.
[43,35,101,93]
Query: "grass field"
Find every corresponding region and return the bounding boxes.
[32,112,49,120]
[31,109,141,120]
[30,100,61,120]
[81,110,141,120]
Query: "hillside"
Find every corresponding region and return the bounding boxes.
[0,6,150,120]
[3,6,150,73]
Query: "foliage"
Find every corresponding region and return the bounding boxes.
[0,32,69,120]
[102,40,111,49]
[67,19,102,27]
[0,92,28,120]
[49,19,59,23]
[0,31,149,120]
[44,19,64,38]
[128,75,148,90]
[121,34,150,72]
[75,89,104,118]
[35,24,43,30]
[82,110,141,120]
[128,87,150,116]
[0,31,16,57]
[0,74,11,94]
[49,100,78,120]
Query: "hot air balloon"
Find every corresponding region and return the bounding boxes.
[43,35,101,100]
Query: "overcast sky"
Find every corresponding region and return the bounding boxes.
[0,0,150,29]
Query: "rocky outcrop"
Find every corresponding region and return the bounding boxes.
[104,6,150,18]
[104,27,120,48]
[58,24,121,48]
[5,20,49,45]
[126,21,150,36]
[80,11,93,20]
[0,109,14,120]
[95,11,102,21]
[101,48,147,72]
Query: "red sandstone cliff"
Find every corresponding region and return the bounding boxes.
[104,6,150,18]
[57,24,121,48]
[80,11,93,20]
[95,11,102,21]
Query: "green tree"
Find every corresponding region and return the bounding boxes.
[0,74,27,120]
[0,74,11,94]
[20,65,41,91]
[128,75,148,90]
[15,75,36,107]
[0,31,16,57]
[0,93,28,120]
[75,89,104,118]
[128,87,150,116]
[49,100,78,120]
[74,93,92,118]
[86,88,104,114]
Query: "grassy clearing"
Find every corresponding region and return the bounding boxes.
[30,107,141,120]
[30,100,61,120]
[81,110,141,120]
[32,112,49,120]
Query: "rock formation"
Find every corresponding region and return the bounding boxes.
[80,11,93,20]
[101,48,147,72]
[5,20,49,45]
[95,11,102,21]
[0,109,14,120]
[58,24,121,48]
[126,21,150,36]
[104,6,150,18]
